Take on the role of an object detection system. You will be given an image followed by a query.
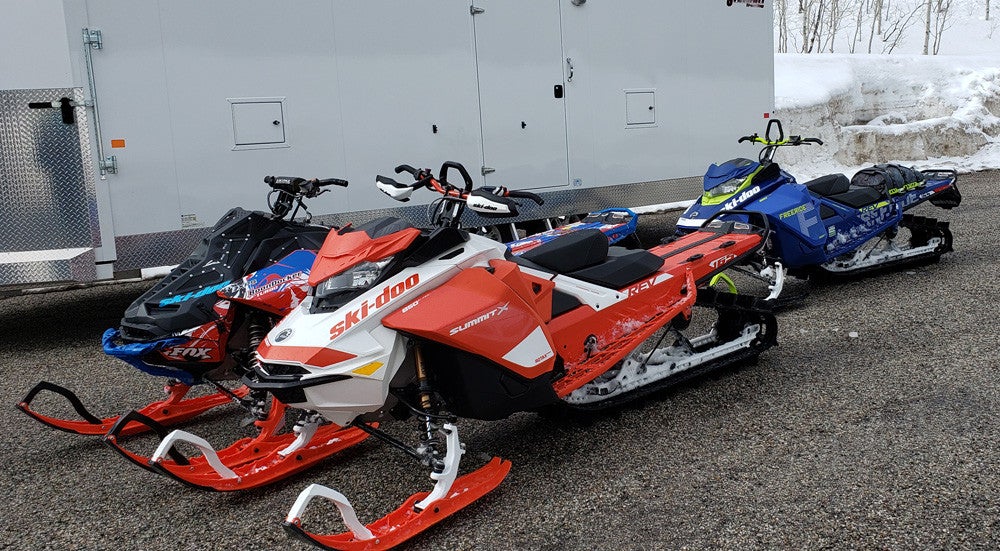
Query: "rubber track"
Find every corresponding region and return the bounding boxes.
[566,288,777,411]
[817,214,953,278]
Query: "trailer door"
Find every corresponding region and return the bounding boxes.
[473,0,569,190]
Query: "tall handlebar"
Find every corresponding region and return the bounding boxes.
[439,161,474,192]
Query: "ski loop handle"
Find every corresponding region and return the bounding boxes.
[19,381,103,425]
[104,409,190,465]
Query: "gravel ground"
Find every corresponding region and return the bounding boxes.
[1,171,998,550]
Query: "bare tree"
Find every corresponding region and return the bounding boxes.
[923,0,932,54]
[777,0,790,53]
[801,0,827,52]
[931,0,953,54]
[883,1,924,53]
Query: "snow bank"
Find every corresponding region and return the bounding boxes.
[774,54,1000,179]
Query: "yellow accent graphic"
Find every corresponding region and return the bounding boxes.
[779,204,809,219]
[888,182,923,196]
[351,361,384,376]
[701,165,765,206]
[858,200,890,213]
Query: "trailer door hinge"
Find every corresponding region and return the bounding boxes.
[99,155,118,175]
[470,6,485,15]
[481,166,495,175]
[83,28,103,50]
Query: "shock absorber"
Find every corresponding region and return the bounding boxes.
[244,313,270,420]
[246,314,269,372]
[413,344,434,412]
[413,343,444,471]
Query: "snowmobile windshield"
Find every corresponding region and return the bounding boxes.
[309,221,469,313]
[701,159,762,206]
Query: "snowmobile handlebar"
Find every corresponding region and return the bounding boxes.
[377,161,476,202]
[264,175,347,220]
[265,175,349,196]
[737,134,823,147]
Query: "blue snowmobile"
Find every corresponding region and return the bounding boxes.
[676,120,960,295]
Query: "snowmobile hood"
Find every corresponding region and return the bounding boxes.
[119,208,328,340]
[703,158,759,191]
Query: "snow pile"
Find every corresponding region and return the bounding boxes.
[774,54,1000,179]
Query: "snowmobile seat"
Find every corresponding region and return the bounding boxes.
[567,247,665,289]
[804,174,850,197]
[827,186,885,209]
[518,229,609,273]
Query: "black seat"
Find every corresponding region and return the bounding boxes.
[827,187,884,208]
[519,229,608,273]
[804,174,850,197]
[567,247,664,289]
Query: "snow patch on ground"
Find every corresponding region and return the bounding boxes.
[774,54,1000,180]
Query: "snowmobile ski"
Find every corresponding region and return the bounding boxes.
[283,424,510,551]
[18,380,247,437]
[103,399,371,491]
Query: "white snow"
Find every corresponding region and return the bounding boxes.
[773,1,1000,179]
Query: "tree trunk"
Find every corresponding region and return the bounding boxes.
[923,0,932,55]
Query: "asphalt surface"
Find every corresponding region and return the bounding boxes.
[1,171,998,550]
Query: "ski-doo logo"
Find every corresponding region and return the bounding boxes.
[626,273,672,297]
[159,281,231,307]
[162,347,214,361]
[722,186,761,211]
[450,302,509,336]
[329,274,420,339]
[709,254,738,269]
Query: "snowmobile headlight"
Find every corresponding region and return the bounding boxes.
[315,257,393,299]
[705,177,746,199]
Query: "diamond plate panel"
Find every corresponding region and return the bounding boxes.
[0,249,96,285]
[113,177,700,271]
[0,88,99,252]
[312,176,702,228]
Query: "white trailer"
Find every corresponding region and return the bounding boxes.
[0,0,774,287]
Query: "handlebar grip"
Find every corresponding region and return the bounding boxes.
[264,175,306,193]
[506,190,544,205]
[801,138,824,145]
[395,164,419,177]
[439,161,474,192]
[316,178,349,187]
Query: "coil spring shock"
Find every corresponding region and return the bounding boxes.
[413,344,445,472]
[244,313,270,420]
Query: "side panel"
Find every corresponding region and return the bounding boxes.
[383,267,557,379]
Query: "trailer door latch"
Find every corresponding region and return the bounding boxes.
[28,97,78,125]
[470,6,485,15]
[481,166,495,175]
